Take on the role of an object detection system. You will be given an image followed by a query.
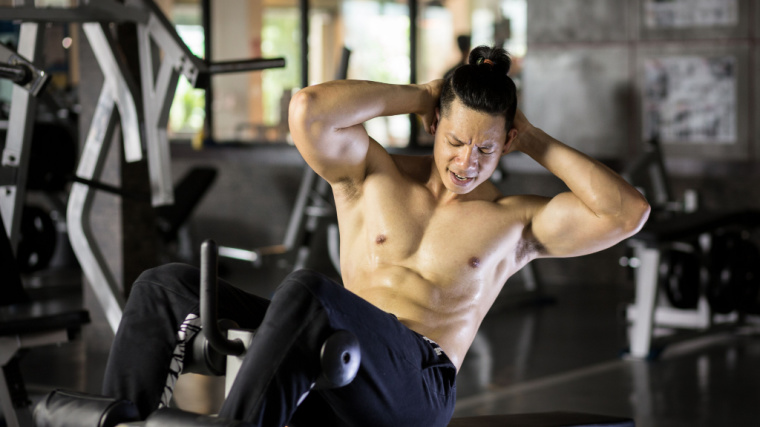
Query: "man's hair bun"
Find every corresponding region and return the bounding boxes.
[468,45,511,75]
[439,44,518,130]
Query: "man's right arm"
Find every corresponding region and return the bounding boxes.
[288,80,439,187]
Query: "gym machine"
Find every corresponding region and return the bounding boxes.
[2,0,286,333]
[622,136,760,359]
[0,43,49,97]
[32,240,634,427]
[1,37,90,427]
[215,47,354,275]
[33,239,362,427]
[1,2,283,426]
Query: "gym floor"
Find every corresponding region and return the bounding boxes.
[12,261,760,427]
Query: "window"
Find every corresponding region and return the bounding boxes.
[343,0,410,147]
[166,0,526,147]
[168,2,206,139]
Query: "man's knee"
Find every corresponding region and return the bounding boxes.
[276,269,339,303]
[130,263,200,302]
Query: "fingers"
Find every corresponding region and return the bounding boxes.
[419,82,441,135]
[422,116,437,135]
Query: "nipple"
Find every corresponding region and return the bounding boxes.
[376,234,387,245]
[468,257,481,268]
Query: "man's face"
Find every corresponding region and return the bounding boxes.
[433,98,509,195]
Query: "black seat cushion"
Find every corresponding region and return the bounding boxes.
[447,411,635,427]
[33,389,140,427]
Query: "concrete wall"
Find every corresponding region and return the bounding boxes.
[518,0,760,286]
[524,0,758,163]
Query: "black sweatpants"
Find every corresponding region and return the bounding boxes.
[102,264,457,426]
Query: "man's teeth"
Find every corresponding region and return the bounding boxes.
[454,173,468,181]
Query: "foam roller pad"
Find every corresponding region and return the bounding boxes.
[144,408,254,427]
[33,389,140,427]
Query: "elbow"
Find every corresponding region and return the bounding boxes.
[621,195,651,236]
[288,88,317,131]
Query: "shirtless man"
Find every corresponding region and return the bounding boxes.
[101,46,649,427]
[289,46,650,372]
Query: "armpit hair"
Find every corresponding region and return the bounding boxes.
[516,222,546,262]
[335,176,361,202]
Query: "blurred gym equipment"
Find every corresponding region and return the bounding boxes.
[622,136,760,359]
[2,0,286,334]
[1,31,90,427]
[0,2,284,426]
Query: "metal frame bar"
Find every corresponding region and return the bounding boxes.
[128,0,203,86]
[0,351,34,427]
[0,330,70,427]
[299,0,309,89]
[1,23,44,254]
[0,44,49,97]
[0,1,149,23]
[627,245,661,358]
[135,5,198,206]
[201,0,213,136]
[408,0,419,147]
[284,168,318,251]
[625,243,716,359]
[67,23,144,333]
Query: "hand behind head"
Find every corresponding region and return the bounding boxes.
[419,79,444,134]
[505,109,533,154]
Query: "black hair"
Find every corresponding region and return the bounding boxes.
[456,35,471,54]
[439,45,517,131]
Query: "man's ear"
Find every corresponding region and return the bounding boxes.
[502,128,518,155]
[433,107,441,134]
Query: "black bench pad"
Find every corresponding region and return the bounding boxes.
[634,209,760,245]
[447,411,635,427]
[0,297,89,336]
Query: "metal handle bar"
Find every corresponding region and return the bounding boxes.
[200,239,246,356]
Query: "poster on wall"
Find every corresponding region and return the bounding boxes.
[644,0,738,28]
[643,55,737,144]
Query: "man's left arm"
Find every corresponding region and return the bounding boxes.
[512,110,651,258]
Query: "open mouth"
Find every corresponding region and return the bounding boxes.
[449,170,474,185]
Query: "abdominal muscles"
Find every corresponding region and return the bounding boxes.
[346,263,499,370]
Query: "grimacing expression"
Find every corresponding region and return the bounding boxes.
[434,98,509,194]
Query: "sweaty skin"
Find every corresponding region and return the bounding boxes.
[289,79,650,370]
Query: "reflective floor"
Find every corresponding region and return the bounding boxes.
[452,282,760,426]
[10,268,760,427]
